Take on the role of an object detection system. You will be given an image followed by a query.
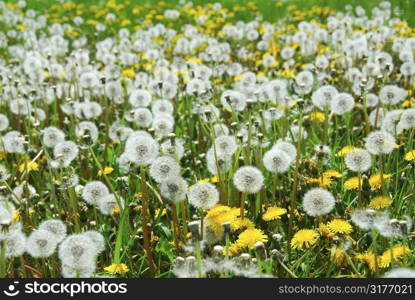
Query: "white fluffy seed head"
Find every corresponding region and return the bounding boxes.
[26,229,58,258]
[39,219,67,243]
[124,135,159,166]
[272,140,297,163]
[0,231,26,258]
[233,166,264,194]
[149,156,180,183]
[188,182,219,209]
[365,130,396,155]
[330,93,355,115]
[263,148,291,173]
[80,230,105,254]
[160,177,188,203]
[383,268,415,278]
[214,135,238,156]
[82,181,109,205]
[58,234,97,267]
[41,126,65,148]
[97,193,124,215]
[302,188,335,217]
[344,148,372,172]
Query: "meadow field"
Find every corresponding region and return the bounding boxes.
[0,0,415,278]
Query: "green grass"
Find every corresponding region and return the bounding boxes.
[9,0,415,26]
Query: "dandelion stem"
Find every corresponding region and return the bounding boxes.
[140,167,157,277]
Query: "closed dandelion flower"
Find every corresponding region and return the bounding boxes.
[39,219,67,243]
[188,182,219,209]
[236,228,268,249]
[302,188,335,217]
[233,166,264,194]
[26,229,58,258]
[327,219,353,234]
[160,176,188,203]
[345,148,371,172]
[369,196,392,209]
[291,229,319,250]
[262,207,286,221]
[365,130,396,155]
[263,148,291,174]
[82,181,109,205]
[149,156,180,183]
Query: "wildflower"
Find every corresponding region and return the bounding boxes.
[331,93,355,115]
[98,194,124,215]
[82,181,109,205]
[337,146,357,157]
[272,140,297,163]
[98,167,114,176]
[105,263,129,275]
[39,219,67,243]
[263,148,291,174]
[404,150,415,161]
[302,188,335,217]
[236,228,268,249]
[344,149,371,172]
[369,173,392,190]
[187,182,219,209]
[230,217,254,231]
[369,196,392,209]
[327,219,353,234]
[308,112,325,122]
[149,156,180,183]
[233,166,264,194]
[262,207,287,221]
[26,229,58,258]
[291,229,319,250]
[41,126,65,148]
[160,177,188,203]
[121,68,135,79]
[365,130,396,155]
[205,205,240,235]
[344,177,360,190]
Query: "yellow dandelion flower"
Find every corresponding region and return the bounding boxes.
[223,243,241,256]
[337,146,356,157]
[330,246,345,265]
[318,223,335,238]
[121,68,135,79]
[369,196,392,209]
[369,173,392,190]
[18,161,39,173]
[262,207,287,221]
[230,217,254,232]
[112,207,121,215]
[308,112,325,122]
[236,228,268,249]
[104,263,129,275]
[155,208,167,217]
[324,170,343,178]
[0,151,5,160]
[327,219,353,234]
[12,210,21,223]
[205,205,240,235]
[344,177,359,190]
[290,229,319,250]
[404,150,415,161]
[401,99,415,108]
[98,167,114,176]
[197,175,219,184]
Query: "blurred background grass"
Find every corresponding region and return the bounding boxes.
[9,0,415,26]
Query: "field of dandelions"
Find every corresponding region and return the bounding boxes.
[1,0,415,279]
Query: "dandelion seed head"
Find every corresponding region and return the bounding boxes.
[233,166,264,194]
[302,188,335,217]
